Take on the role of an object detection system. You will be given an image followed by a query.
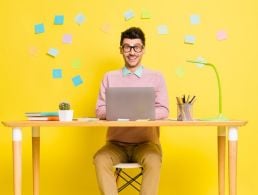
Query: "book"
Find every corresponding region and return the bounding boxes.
[27,116,59,121]
[74,117,99,122]
[25,112,58,117]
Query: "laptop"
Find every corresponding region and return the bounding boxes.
[106,87,155,121]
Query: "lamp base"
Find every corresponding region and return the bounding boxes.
[199,113,228,121]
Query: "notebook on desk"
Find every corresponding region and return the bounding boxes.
[106,87,155,121]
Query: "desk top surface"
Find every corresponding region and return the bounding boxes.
[2,119,247,127]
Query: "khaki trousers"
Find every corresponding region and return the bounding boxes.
[93,141,162,195]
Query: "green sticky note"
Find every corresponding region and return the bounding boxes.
[176,67,185,78]
[72,59,81,68]
[141,10,151,19]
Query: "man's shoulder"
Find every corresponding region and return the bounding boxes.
[104,70,122,77]
[143,68,163,77]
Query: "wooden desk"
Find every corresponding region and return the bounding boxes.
[2,120,247,195]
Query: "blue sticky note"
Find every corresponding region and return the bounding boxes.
[54,15,64,25]
[47,48,59,57]
[34,23,45,34]
[75,13,86,25]
[184,35,196,44]
[157,25,169,35]
[124,10,135,21]
[52,69,62,78]
[72,75,83,86]
[190,14,201,25]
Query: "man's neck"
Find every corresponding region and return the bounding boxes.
[125,65,141,72]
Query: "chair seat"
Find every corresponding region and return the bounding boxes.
[114,163,142,169]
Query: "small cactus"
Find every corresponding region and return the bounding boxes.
[59,101,71,110]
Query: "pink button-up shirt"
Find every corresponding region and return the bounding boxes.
[96,67,169,144]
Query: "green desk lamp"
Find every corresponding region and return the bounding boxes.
[186,59,227,121]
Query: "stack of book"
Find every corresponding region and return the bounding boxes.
[25,112,59,121]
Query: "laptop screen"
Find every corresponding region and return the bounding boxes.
[106,87,155,121]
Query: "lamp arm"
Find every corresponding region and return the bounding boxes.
[206,64,222,114]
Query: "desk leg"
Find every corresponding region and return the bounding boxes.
[228,127,238,195]
[32,127,40,195]
[218,126,226,195]
[12,127,22,195]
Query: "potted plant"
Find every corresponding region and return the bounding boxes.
[58,101,73,121]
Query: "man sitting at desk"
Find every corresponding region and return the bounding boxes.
[94,27,169,195]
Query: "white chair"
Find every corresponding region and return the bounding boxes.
[114,163,143,193]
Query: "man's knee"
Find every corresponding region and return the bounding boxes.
[142,152,162,168]
[93,151,112,167]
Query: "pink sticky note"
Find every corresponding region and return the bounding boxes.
[216,30,228,41]
[63,34,72,44]
[101,23,111,33]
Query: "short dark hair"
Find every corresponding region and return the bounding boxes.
[120,27,145,46]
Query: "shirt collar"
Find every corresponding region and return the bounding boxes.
[122,66,143,78]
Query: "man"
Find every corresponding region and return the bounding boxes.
[94,27,169,195]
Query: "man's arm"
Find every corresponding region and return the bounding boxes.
[155,73,169,119]
[96,74,108,119]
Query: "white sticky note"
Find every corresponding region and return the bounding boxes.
[190,14,201,25]
[184,35,196,44]
[216,30,228,41]
[157,25,169,35]
[47,48,59,57]
[124,10,135,21]
[195,56,206,68]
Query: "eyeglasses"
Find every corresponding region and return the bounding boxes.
[121,44,144,53]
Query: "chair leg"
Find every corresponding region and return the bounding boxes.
[115,168,143,193]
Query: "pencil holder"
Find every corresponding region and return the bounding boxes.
[177,103,193,121]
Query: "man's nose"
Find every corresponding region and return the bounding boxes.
[129,47,135,54]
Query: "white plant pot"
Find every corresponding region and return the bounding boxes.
[58,110,74,121]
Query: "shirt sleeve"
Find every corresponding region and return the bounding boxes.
[96,73,108,119]
[155,73,169,119]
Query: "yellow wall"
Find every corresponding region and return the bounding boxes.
[1,0,257,194]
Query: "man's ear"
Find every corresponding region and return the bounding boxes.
[119,47,123,54]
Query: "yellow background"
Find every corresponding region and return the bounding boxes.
[0,0,257,194]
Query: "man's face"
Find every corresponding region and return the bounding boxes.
[120,38,144,70]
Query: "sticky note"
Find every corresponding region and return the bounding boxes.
[190,14,201,25]
[184,35,196,44]
[63,34,72,44]
[141,9,151,19]
[176,67,185,78]
[101,23,111,33]
[34,23,45,34]
[72,59,81,68]
[29,46,38,56]
[72,75,83,86]
[124,10,135,21]
[52,69,62,78]
[47,48,59,57]
[54,15,64,25]
[216,30,228,41]
[157,25,169,35]
[75,13,86,25]
[195,56,206,68]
